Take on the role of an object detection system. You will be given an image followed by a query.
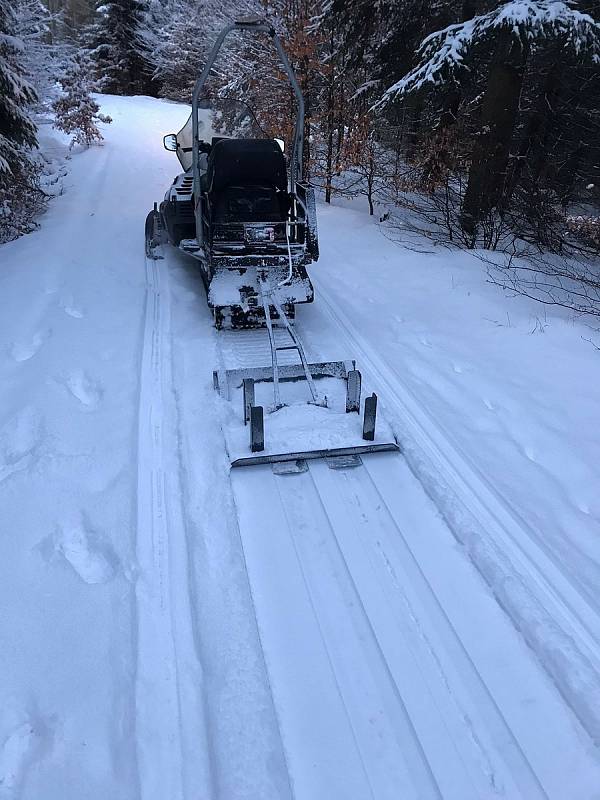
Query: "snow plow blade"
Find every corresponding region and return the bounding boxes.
[213,361,399,468]
[229,443,399,469]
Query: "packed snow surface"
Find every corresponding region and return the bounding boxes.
[1,94,600,799]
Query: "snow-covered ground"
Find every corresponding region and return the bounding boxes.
[1,94,599,799]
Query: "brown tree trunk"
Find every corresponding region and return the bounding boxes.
[367,155,375,215]
[461,32,529,236]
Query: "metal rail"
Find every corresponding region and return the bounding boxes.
[257,272,324,410]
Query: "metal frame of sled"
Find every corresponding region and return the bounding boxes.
[214,358,399,468]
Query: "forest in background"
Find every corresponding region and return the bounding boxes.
[2,0,600,314]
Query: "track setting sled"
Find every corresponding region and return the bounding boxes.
[214,272,398,467]
[146,16,398,467]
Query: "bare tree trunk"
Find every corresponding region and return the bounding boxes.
[324,28,335,203]
[461,32,529,236]
[367,155,375,215]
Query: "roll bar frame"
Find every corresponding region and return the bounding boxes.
[191,17,305,248]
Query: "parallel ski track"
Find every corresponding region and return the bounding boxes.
[272,458,549,799]
[135,254,213,800]
[308,278,600,741]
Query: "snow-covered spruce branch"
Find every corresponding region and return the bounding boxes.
[377,0,600,106]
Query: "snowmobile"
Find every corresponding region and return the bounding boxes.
[145,17,398,467]
[145,16,318,329]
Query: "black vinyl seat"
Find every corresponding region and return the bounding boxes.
[213,185,289,224]
[205,139,290,223]
[207,138,288,194]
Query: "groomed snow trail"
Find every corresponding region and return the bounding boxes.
[2,95,600,799]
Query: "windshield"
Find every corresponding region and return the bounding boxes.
[174,97,271,171]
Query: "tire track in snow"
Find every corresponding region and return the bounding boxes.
[308,280,600,744]
[135,255,213,800]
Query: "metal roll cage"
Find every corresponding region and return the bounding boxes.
[191,16,305,247]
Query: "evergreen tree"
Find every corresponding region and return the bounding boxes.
[379,0,600,238]
[89,0,155,95]
[149,0,210,100]
[53,51,112,146]
[16,0,70,114]
[0,0,43,241]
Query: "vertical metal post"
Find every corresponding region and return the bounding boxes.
[363,393,377,441]
[191,23,234,247]
[271,34,304,188]
[243,378,255,424]
[250,406,264,452]
[259,278,283,409]
[346,370,361,413]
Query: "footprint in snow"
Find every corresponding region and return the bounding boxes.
[0,718,43,799]
[55,514,117,585]
[452,361,475,375]
[59,293,84,319]
[0,407,44,484]
[65,371,103,408]
[63,304,84,319]
[9,330,50,362]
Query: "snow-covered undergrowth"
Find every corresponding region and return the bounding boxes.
[0,123,70,245]
[35,124,71,201]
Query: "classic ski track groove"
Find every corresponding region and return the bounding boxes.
[271,465,444,800]
[283,461,549,798]
[310,278,600,738]
[135,255,212,800]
